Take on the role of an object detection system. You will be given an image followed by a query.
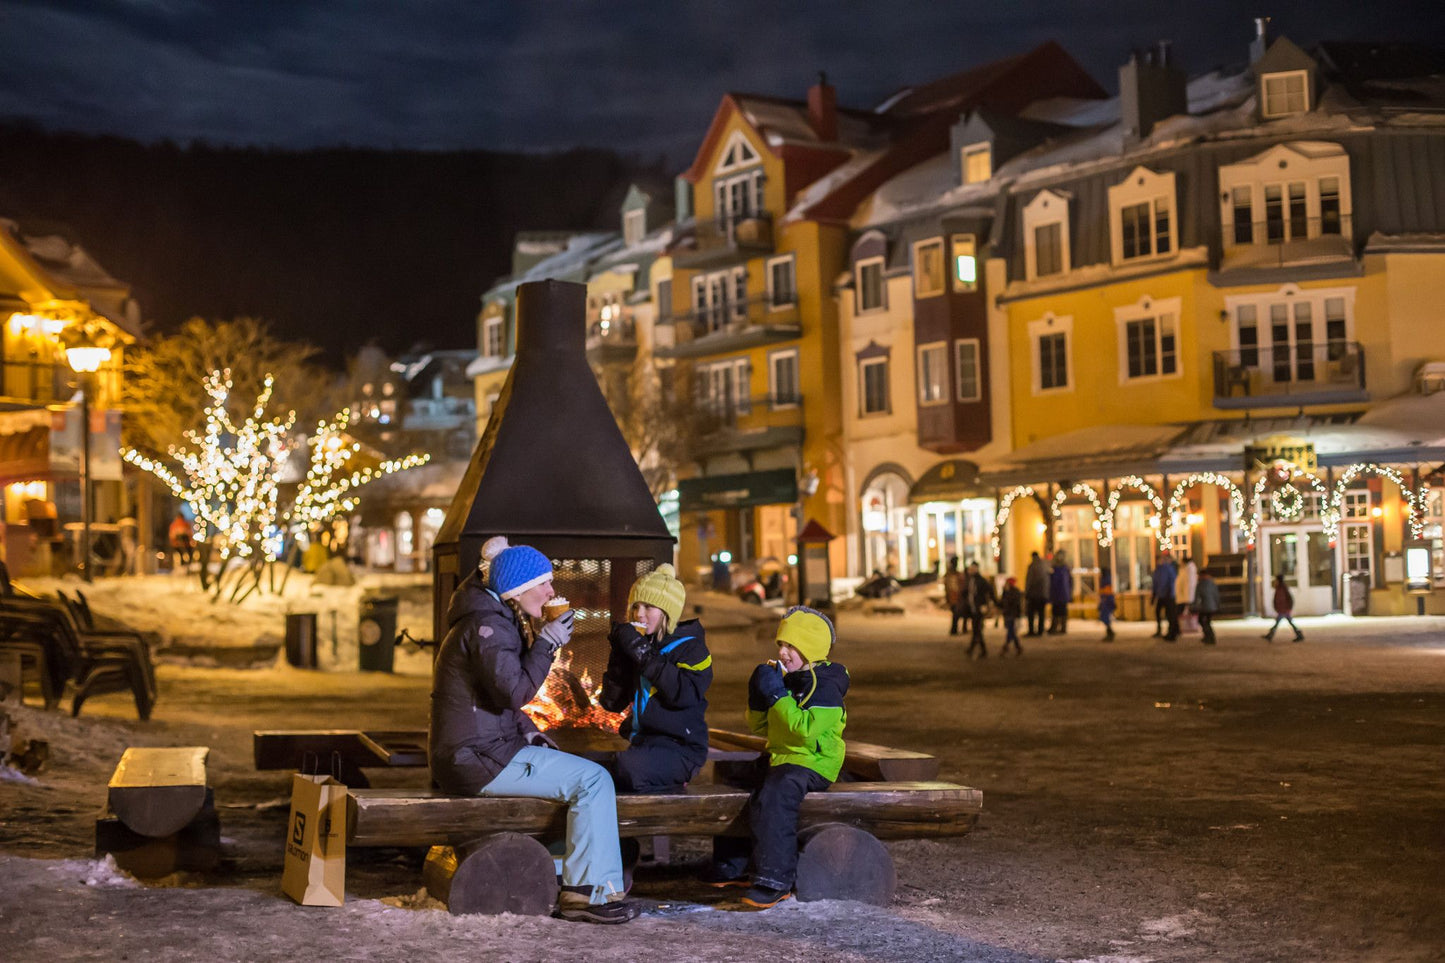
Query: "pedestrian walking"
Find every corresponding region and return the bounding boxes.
[1263,574,1305,642]
[965,562,996,658]
[1024,552,1049,636]
[1194,570,1220,645]
[1151,552,1180,641]
[999,576,1023,655]
[1178,554,1199,634]
[943,556,966,636]
[1047,553,1072,634]
[1098,568,1116,642]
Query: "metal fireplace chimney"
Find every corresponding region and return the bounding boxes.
[432,279,674,672]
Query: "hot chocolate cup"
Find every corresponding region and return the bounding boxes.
[542,598,571,623]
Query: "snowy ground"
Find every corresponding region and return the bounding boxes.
[2,573,1443,962]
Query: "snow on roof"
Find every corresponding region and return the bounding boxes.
[783,148,889,224]
[487,231,622,298]
[735,96,888,149]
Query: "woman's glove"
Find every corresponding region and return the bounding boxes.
[536,610,573,655]
[611,621,653,664]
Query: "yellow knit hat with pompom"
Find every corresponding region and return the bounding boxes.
[628,563,687,634]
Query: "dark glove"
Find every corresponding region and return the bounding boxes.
[612,621,653,665]
[536,610,573,655]
[526,729,558,750]
[748,662,788,710]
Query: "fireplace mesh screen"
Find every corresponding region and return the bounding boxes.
[544,555,657,720]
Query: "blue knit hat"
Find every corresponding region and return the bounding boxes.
[488,545,554,599]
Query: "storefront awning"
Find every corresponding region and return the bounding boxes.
[908,459,990,504]
[678,468,797,512]
[980,424,1188,487]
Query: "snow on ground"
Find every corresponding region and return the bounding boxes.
[2,578,1444,961]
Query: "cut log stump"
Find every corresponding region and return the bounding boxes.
[108,746,209,838]
[794,822,895,905]
[95,792,220,878]
[422,832,558,916]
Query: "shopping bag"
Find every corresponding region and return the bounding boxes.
[281,754,347,906]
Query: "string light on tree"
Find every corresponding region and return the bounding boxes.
[288,408,429,530]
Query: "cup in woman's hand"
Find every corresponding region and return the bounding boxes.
[542,597,571,623]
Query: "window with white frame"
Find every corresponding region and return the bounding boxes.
[697,358,750,414]
[856,257,885,312]
[483,313,505,357]
[1225,285,1357,383]
[859,357,889,415]
[623,208,645,246]
[1261,70,1309,118]
[1023,190,1070,280]
[1219,142,1351,247]
[1343,520,1372,580]
[767,255,796,309]
[769,349,799,406]
[952,234,977,292]
[712,132,765,225]
[1341,489,1371,519]
[913,238,945,298]
[917,341,947,405]
[962,143,992,184]
[1109,167,1177,264]
[692,267,749,332]
[1028,315,1072,393]
[955,339,981,402]
[1115,296,1181,382]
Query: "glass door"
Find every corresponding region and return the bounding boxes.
[1262,524,1333,615]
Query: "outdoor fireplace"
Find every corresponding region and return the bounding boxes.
[432,279,675,726]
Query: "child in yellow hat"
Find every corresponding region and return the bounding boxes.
[600,563,712,792]
[708,605,848,909]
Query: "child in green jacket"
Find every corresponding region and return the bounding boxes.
[715,606,848,909]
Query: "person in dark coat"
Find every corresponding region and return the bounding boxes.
[1194,570,1221,645]
[601,563,711,792]
[943,556,966,636]
[964,562,996,658]
[428,538,638,925]
[1151,552,1180,641]
[1098,567,1116,642]
[1024,552,1049,636]
[999,576,1024,655]
[1263,574,1305,641]
[1048,554,1072,634]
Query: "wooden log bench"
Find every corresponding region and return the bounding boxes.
[349,780,981,915]
[254,727,940,785]
[96,746,220,877]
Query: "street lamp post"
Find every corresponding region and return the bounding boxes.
[65,341,112,583]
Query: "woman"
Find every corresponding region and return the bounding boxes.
[428,537,638,924]
[1263,574,1304,642]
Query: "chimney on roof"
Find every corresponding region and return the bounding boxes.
[808,71,838,142]
[1250,16,1273,63]
[1119,42,1188,146]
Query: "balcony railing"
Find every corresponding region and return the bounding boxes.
[675,212,774,268]
[1,361,121,407]
[1219,214,1355,270]
[656,294,801,358]
[1213,341,1366,407]
[688,393,805,455]
[584,318,637,364]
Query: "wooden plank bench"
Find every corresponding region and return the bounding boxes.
[255,727,940,784]
[349,780,981,914]
[96,746,220,877]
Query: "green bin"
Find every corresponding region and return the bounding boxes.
[358,595,399,672]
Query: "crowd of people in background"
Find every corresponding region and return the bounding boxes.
[942,549,1299,650]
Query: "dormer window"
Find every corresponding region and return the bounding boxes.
[1261,70,1309,118]
[713,131,765,224]
[1218,142,1351,248]
[961,143,992,184]
[716,132,759,172]
[1108,167,1177,265]
[623,209,645,246]
[1023,190,1071,280]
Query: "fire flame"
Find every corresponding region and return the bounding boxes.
[523,649,629,731]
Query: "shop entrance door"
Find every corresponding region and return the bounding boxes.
[1259,525,1333,615]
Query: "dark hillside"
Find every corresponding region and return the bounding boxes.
[0,124,651,361]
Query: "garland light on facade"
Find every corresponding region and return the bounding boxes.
[1103,476,1164,549]
[990,485,1035,558]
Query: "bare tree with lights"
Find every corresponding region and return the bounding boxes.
[122,369,428,602]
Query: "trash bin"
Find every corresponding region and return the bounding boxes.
[359,595,399,672]
[285,612,318,669]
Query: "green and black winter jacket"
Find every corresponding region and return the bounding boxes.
[746,659,849,781]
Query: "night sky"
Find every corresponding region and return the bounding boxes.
[4,1,1442,166]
